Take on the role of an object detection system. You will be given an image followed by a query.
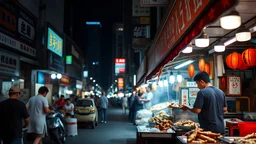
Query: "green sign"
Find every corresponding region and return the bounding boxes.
[66,55,72,64]
[47,27,63,57]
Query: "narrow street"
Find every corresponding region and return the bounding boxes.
[24,105,137,144]
[66,107,136,144]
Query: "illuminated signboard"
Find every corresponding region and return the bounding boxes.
[66,55,72,64]
[118,78,124,89]
[47,27,63,57]
[115,58,126,75]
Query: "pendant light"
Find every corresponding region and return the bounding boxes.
[220,10,241,30]
[169,71,175,84]
[177,71,182,83]
[195,30,209,48]
[214,42,225,52]
[182,44,193,53]
[236,26,251,42]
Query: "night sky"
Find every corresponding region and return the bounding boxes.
[72,0,123,91]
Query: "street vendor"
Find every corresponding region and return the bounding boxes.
[180,71,227,134]
[141,84,154,109]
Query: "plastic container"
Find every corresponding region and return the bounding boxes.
[238,122,256,136]
[66,118,78,136]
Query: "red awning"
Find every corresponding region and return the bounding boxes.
[146,0,238,80]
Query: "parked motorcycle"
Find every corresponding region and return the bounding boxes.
[46,110,66,144]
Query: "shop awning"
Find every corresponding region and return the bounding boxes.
[144,0,239,81]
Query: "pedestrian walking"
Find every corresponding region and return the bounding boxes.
[121,95,128,115]
[100,91,108,123]
[0,86,30,144]
[26,86,54,144]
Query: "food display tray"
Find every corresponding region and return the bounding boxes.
[177,136,231,144]
[218,137,242,144]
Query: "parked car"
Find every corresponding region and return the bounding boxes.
[74,98,98,129]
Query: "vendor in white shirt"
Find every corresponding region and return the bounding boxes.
[64,98,74,118]
[141,84,154,109]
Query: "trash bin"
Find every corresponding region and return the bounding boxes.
[66,118,78,136]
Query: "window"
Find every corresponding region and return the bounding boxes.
[76,100,93,107]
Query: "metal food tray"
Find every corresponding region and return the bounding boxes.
[177,136,231,144]
[218,137,242,144]
[173,125,194,130]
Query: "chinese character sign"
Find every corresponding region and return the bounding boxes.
[115,58,126,74]
[47,27,63,57]
[0,51,20,76]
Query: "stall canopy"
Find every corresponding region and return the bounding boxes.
[136,0,239,85]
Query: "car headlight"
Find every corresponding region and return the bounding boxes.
[90,108,95,114]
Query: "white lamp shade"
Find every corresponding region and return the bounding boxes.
[195,38,209,48]
[158,81,163,87]
[57,73,62,79]
[169,75,175,84]
[177,75,182,82]
[236,32,251,42]
[51,74,56,79]
[220,15,241,30]
[182,46,193,53]
[163,80,168,87]
[214,45,225,52]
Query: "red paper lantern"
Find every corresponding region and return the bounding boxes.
[242,48,256,67]
[198,58,205,71]
[225,52,243,70]
[204,62,210,75]
[188,64,195,78]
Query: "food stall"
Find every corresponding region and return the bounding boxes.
[135,0,256,143]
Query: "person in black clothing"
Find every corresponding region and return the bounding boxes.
[132,91,144,125]
[128,93,135,122]
[0,86,30,144]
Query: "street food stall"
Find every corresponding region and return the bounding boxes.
[135,0,256,143]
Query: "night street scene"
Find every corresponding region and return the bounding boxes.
[1,0,256,144]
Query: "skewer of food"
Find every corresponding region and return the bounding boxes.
[186,124,222,143]
[234,133,256,143]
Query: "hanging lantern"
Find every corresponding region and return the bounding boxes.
[204,62,210,75]
[225,52,243,70]
[198,58,205,71]
[242,48,256,67]
[188,64,195,78]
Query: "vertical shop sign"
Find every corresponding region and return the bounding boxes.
[118,78,124,90]
[133,25,150,38]
[132,0,150,16]
[37,72,45,84]
[0,1,37,57]
[0,51,20,76]
[47,27,63,57]
[180,88,188,105]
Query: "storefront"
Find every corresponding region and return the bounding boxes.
[135,0,256,143]
[31,22,65,104]
[0,0,37,102]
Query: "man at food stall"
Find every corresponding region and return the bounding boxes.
[141,84,154,109]
[180,71,227,134]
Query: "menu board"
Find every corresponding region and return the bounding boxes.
[227,76,241,96]
[180,87,200,107]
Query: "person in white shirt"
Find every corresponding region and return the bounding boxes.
[121,95,128,115]
[141,84,154,109]
[64,98,74,118]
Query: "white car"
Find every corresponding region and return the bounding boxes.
[74,98,98,129]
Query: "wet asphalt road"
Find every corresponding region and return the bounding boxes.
[24,105,136,144]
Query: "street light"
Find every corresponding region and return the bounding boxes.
[90,77,93,80]
[93,80,96,83]
[96,84,98,86]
